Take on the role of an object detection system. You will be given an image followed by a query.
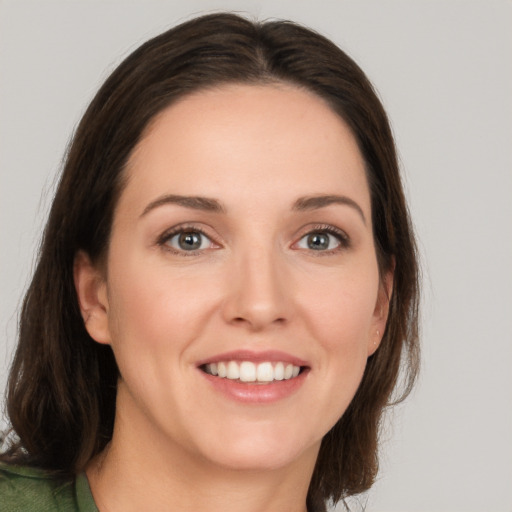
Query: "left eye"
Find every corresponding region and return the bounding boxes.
[165,230,213,251]
[296,231,343,251]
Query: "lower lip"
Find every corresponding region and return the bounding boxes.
[200,369,309,404]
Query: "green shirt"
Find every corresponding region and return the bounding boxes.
[0,463,98,512]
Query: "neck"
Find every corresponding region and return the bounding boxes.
[86,390,318,512]
[87,440,314,512]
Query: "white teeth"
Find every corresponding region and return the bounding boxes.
[256,362,273,382]
[239,361,256,382]
[227,361,240,380]
[274,362,284,381]
[217,362,227,378]
[204,361,302,383]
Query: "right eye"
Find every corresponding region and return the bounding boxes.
[163,229,215,253]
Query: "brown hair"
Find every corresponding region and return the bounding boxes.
[1,12,419,511]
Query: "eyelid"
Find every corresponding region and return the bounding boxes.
[291,223,351,252]
[156,223,222,254]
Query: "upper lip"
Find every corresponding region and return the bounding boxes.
[196,350,309,368]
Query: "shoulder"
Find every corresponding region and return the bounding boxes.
[0,463,89,512]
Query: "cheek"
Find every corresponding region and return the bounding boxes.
[103,255,223,417]
[309,299,376,422]
[297,260,380,420]
[105,254,221,353]
[299,262,380,350]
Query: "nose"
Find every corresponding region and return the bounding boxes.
[221,245,292,332]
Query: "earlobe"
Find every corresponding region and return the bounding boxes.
[74,251,111,345]
[368,266,394,356]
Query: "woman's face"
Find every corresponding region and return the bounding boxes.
[79,83,390,472]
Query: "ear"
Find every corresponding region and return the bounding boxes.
[368,264,394,356]
[74,250,111,345]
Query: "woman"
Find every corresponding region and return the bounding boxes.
[0,12,419,512]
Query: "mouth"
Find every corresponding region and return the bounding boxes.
[200,360,306,384]
[197,351,309,403]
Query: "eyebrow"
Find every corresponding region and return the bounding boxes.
[293,194,366,224]
[140,193,366,224]
[140,194,226,217]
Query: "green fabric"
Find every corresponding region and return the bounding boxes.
[0,463,98,512]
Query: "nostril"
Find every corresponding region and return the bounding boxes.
[230,316,287,329]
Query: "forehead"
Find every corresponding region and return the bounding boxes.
[122,83,370,214]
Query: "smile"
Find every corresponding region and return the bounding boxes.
[202,361,302,383]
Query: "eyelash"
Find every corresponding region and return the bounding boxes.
[294,224,350,255]
[156,224,218,256]
[156,223,350,256]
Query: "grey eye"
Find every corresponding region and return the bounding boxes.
[297,232,342,251]
[167,231,211,251]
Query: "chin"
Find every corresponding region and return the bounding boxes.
[193,425,321,472]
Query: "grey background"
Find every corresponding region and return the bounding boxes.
[1,1,511,511]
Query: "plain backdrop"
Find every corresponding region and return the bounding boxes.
[1,1,511,511]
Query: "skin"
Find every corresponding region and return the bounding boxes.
[75,83,392,512]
